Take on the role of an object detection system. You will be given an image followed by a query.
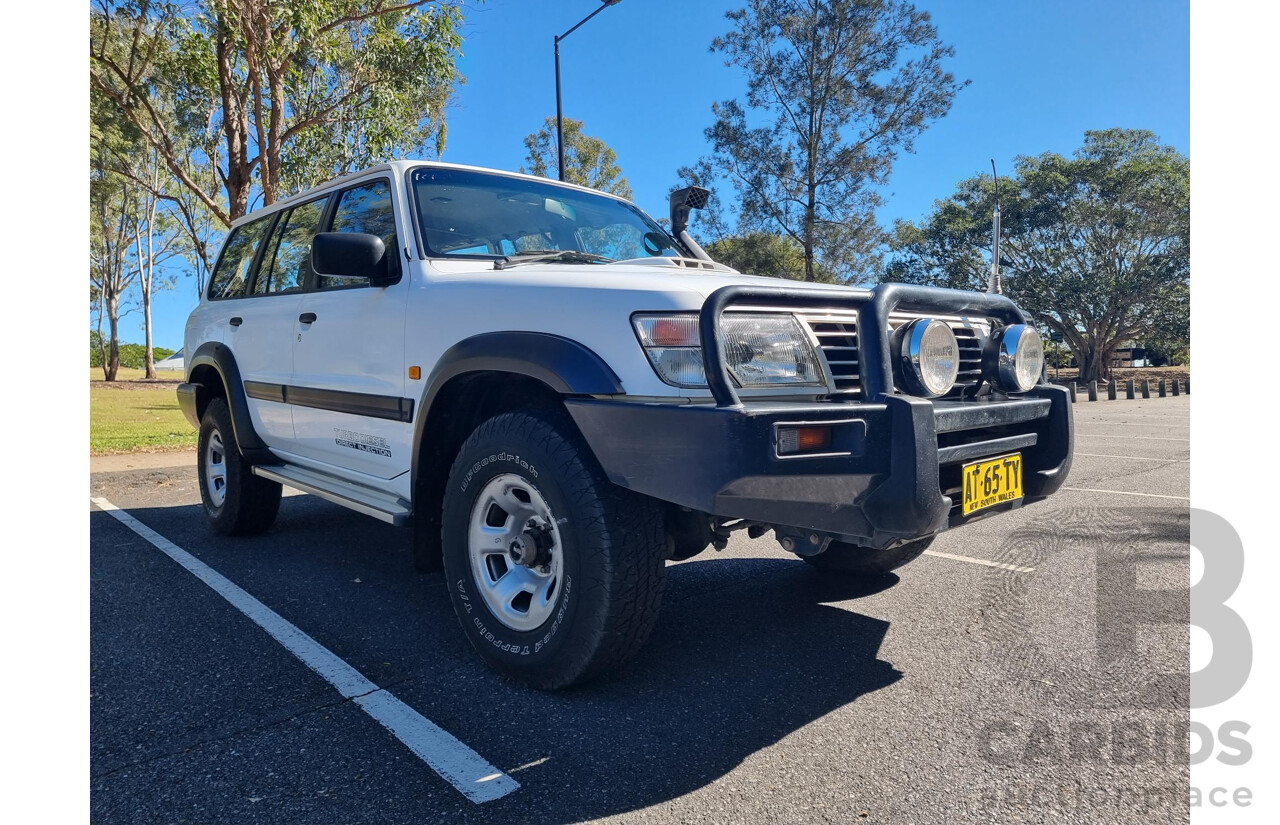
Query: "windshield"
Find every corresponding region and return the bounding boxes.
[409,166,684,262]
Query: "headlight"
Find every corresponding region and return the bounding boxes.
[987,324,1044,392]
[895,318,960,397]
[633,313,824,390]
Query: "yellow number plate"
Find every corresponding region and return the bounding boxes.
[961,453,1024,516]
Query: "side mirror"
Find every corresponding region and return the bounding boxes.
[311,232,393,286]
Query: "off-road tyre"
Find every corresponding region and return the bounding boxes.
[197,396,282,536]
[441,409,666,689]
[802,536,934,576]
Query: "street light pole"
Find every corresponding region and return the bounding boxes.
[554,1,622,182]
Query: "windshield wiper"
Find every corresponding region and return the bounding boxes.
[493,250,614,270]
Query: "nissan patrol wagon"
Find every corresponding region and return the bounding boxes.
[179,160,1072,688]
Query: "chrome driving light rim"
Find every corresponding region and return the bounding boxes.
[989,324,1045,392]
[896,318,960,397]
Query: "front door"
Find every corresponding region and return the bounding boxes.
[288,178,412,480]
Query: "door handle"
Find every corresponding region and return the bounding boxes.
[229,316,243,327]
[299,312,317,324]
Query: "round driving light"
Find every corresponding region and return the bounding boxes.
[988,324,1045,392]
[896,319,960,397]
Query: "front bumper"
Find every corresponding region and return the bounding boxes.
[176,383,201,429]
[566,384,1073,549]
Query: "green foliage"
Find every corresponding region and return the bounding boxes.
[887,129,1190,382]
[705,232,837,282]
[693,0,964,281]
[522,117,633,199]
[92,337,175,369]
[118,344,176,370]
[91,1,468,221]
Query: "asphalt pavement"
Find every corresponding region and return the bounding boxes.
[90,395,1191,824]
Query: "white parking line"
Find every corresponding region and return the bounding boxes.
[1075,433,1190,442]
[1071,421,1190,429]
[1073,412,1191,420]
[1062,487,1190,501]
[1074,453,1190,462]
[922,549,1035,573]
[90,497,519,805]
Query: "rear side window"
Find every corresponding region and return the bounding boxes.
[209,218,270,300]
[321,179,399,289]
[255,198,328,295]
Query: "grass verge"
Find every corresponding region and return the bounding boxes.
[90,383,197,454]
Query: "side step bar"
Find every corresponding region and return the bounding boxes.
[252,464,412,526]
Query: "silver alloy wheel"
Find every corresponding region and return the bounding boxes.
[467,473,564,632]
[205,429,228,509]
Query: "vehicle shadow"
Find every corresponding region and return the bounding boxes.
[485,556,903,824]
[95,496,904,823]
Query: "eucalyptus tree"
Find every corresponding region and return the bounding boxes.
[887,129,1190,382]
[90,0,467,224]
[697,0,964,281]
[523,117,632,199]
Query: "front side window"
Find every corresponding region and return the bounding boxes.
[410,167,683,263]
[209,217,270,299]
[256,198,327,295]
[322,179,399,289]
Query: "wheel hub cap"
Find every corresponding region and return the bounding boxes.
[205,428,228,509]
[467,474,564,632]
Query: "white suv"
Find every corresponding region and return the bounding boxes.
[179,160,1073,688]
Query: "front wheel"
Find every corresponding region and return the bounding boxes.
[441,410,666,689]
[197,397,281,536]
[801,536,934,576]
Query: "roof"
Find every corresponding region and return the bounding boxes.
[230,160,634,229]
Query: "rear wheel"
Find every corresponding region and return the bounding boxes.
[197,397,281,536]
[442,409,666,689]
[802,536,933,576]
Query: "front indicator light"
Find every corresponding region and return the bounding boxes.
[777,426,832,455]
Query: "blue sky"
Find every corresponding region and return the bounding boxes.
[142,0,1189,350]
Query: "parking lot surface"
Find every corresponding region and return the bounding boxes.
[90,396,1190,824]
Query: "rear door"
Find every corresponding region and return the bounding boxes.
[288,177,412,479]
[207,214,297,447]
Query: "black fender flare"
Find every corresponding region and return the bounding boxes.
[410,332,624,490]
[186,341,272,461]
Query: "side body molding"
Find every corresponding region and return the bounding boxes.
[410,332,625,488]
[185,341,272,461]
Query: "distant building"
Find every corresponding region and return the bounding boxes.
[155,349,184,372]
[1110,342,1147,369]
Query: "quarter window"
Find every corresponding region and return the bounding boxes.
[256,198,327,295]
[322,179,399,289]
[209,217,270,300]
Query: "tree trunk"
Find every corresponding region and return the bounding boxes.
[96,296,109,381]
[1078,348,1103,384]
[106,298,121,382]
[143,283,155,379]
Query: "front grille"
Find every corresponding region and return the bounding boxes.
[806,319,861,398]
[805,315,990,399]
[954,327,984,387]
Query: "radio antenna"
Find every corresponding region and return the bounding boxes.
[988,159,1002,294]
